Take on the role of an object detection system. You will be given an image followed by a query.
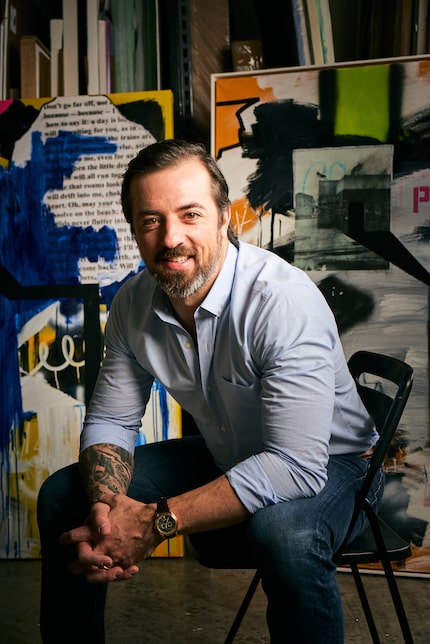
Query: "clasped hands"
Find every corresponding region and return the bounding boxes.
[60,493,162,583]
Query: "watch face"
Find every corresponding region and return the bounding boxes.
[157,512,177,537]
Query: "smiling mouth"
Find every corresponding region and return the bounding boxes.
[164,256,189,263]
[158,247,195,265]
[158,254,196,273]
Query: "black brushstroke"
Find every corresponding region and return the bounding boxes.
[114,99,165,141]
[215,97,260,158]
[317,275,374,334]
[348,229,430,286]
[397,106,430,168]
[244,100,321,213]
[0,100,42,161]
[402,223,430,244]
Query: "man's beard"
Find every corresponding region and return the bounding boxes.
[148,238,223,300]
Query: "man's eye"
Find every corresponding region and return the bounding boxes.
[185,211,199,220]
[142,217,160,227]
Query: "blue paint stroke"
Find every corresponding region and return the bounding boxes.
[1,130,119,286]
[50,224,118,284]
[157,380,169,442]
[0,130,119,465]
[0,125,172,557]
[0,295,23,498]
[135,380,170,447]
[300,160,348,194]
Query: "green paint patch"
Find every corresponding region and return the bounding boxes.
[334,65,391,142]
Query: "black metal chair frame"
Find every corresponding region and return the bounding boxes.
[195,350,415,644]
[334,350,414,644]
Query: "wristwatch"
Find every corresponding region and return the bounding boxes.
[154,497,178,539]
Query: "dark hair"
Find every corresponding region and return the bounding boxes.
[121,139,238,245]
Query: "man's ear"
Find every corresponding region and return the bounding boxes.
[221,206,231,235]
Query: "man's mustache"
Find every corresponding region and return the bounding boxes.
[156,246,195,260]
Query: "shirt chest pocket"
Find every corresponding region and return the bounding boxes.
[215,377,262,438]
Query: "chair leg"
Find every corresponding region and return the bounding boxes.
[224,571,261,644]
[379,558,414,644]
[350,564,381,644]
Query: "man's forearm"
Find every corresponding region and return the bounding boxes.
[78,445,249,536]
[79,443,134,503]
[169,475,250,535]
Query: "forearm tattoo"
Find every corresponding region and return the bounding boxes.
[79,443,134,503]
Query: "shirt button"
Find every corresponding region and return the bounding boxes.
[220,423,228,432]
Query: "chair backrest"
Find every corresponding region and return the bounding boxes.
[346,350,414,521]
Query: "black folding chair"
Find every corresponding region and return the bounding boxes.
[334,350,414,644]
[191,351,414,644]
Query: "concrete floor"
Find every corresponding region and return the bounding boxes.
[0,551,429,643]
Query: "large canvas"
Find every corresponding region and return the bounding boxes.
[0,91,182,559]
[212,57,430,576]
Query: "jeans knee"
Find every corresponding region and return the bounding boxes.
[37,462,85,534]
[37,470,61,525]
[248,504,323,571]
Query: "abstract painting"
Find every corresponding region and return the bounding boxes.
[0,91,182,558]
[212,56,430,575]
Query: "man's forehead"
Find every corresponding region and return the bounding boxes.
[131,159,212,192]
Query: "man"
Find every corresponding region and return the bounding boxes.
[37,139,382,643]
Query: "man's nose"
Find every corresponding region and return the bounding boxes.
[162,219,184,248]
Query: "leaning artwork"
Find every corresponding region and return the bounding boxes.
[0,91,183,559]
[212,56,430,576]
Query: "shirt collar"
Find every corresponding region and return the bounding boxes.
[199,241,238,318]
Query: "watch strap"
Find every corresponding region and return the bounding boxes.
[156,497,170,515]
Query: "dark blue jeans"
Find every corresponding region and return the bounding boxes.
[37,436,384,643]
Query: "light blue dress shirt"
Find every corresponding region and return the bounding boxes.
[82,241,378,513]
